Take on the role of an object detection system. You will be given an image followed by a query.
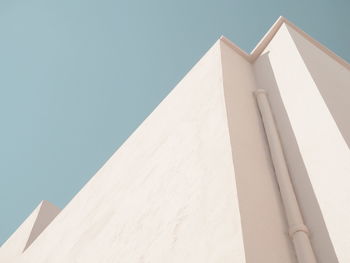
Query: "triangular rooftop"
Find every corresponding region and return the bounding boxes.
[4,16,350,263]
[220,16,350,70]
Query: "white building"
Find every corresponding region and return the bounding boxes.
[1,17,350,263]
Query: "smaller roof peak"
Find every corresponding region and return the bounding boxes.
[220,16,350,70]
[220,16,288,62]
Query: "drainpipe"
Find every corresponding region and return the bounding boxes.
[254,89,317,263]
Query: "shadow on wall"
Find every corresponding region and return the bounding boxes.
[220,40,296,263]
[253,52,338,263]
[289,28,350,151]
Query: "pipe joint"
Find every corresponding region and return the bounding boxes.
[289,224,310,238]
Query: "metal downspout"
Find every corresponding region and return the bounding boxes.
[254,89,317,263]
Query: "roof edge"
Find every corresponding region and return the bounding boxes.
[250,16,285,60]
[219,35,251,61]
[220,16,350,70]
[282,18,350,70]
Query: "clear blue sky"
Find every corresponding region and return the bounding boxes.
[0,0,349,244]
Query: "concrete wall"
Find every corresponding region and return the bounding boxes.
[254,23,350,263]
[287,25,350,263]
[221,40,296,263]
[290,27,350,149]
[15,42,246,263]
[3,19,349,263]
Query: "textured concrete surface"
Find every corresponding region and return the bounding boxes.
[220,40,296,263]
[13,41,246,263]
[265,24,350,263]
[2,18,350,263]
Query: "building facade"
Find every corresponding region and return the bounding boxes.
[1,17,350,263]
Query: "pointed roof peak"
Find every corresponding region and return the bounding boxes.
[0,200,61,262]
[220,16,350,70]
[219,16,287,62]
[39,200,60,210]
[23,200,60,251]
